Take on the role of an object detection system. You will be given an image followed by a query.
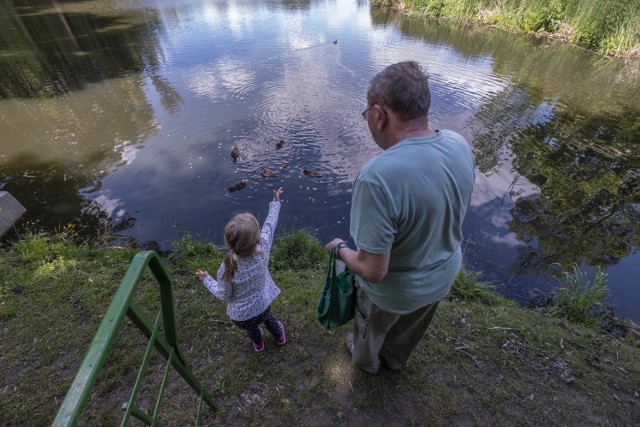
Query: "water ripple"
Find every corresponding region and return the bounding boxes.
[186,57,258,102]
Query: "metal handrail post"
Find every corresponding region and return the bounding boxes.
[53,251,216,426]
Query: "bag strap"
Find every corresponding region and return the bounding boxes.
[326,244,339,282]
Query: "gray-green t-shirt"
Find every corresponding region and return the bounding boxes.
[350,130,475,314]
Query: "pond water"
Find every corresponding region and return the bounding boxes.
[1,0,639,321]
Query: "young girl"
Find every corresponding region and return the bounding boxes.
[196,187,286,352]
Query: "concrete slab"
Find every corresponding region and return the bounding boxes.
[0,191,27,237]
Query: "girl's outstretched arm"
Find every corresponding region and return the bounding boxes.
[261,187,283,249]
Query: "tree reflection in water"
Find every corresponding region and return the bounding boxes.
[376,7,640,282]
[0,0,181,239]
[474,87,640,276]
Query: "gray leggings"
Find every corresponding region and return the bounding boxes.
[232,306,282,344]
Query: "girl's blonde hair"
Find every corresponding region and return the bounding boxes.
[222,213,260,281]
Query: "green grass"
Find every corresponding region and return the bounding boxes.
[549,264,609,327]
[1,231,639,425]
[450,268,497,302]
[378,0,640,58]
[269,229,327,271]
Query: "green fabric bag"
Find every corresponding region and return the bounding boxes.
[316,245,356,329]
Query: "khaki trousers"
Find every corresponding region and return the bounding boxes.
[352,284,440,374]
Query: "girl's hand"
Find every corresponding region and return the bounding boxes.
[195,269,209,282]
[273,187,284,202]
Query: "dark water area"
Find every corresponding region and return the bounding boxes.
[1,0,639,321]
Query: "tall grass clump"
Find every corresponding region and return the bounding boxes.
[450,269,496,302]
[549,264,609,327]
[566,0,638,55]
[521,0,565,33]
[170,223,221,271]
[270,229,326,271]
[391,0,640,57]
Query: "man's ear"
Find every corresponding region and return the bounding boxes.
[376,105,387,131]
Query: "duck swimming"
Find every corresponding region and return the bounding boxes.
[303,169,322,178]
[228,181,247,192]
[261,168,278,178]
[276,139,285,150]
[231,146,240,162]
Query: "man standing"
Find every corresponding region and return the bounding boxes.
[326,61,475,374]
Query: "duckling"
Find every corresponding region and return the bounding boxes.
[261,168,278,178]
[276,139,285,150]
[303,169,322,178]
[231,146,240,163]
[228,181,247,192]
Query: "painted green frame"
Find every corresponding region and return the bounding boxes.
[53,250,216,426]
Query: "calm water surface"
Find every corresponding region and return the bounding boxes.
[1,0,639,320]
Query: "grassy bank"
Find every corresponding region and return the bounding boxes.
[373,0,640,58]
[1,231,639,425]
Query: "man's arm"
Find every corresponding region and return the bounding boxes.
[326,239,389,283]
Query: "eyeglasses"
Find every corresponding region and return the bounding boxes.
[361,103,386,120]
[361,104,375,119]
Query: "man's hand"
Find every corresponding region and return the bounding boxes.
[325,238,345,254]
[324,239,390,283]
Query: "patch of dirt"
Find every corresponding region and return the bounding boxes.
[502,338,577,383]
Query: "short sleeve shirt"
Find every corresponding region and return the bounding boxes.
[350,130,475,314]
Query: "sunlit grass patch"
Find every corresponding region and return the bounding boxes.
[33,255,77,279]
[325,352,355,388]
[11,231,95,262]
[12,232,51,261]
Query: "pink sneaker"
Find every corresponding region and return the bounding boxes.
[253,327,265,352]
[276,322,286,346]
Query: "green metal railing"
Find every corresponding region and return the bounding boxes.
[53,250,216,426]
